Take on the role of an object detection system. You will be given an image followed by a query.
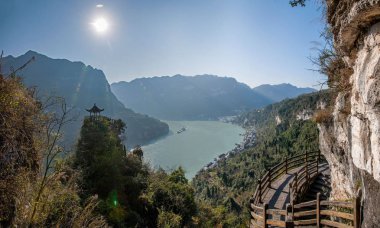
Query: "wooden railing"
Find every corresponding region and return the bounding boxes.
[250,151,361,228]
[251,151,321,205]
[289,152,325,204]
[251,195,360,228]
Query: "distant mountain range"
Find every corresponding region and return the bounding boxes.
[111,75,316,120]
[2,51,169,147]
[252,83,316,102]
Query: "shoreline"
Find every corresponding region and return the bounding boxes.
[200,124,256,172]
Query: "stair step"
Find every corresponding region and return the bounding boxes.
[309,188,322,194]
[312,183,331,191]
[304,194,327,201]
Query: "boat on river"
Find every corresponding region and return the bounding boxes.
[177,127,186,134]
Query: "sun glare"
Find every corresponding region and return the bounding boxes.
[92,17,108,34]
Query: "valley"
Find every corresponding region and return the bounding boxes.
[142,120,245,178]
[3,1,380,227]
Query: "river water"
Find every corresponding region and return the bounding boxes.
[142,120,244,179]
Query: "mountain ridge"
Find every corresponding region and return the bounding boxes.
[111,75,316,120]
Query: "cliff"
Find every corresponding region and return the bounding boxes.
[320,1,380,226]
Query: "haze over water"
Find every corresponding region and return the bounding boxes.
[143,121,245,179]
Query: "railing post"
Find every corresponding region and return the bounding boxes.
[258,178,262,204]
[305,150,308,163]
[354,196,360,228]
[285,203,294,228]
[285,156,288,174]
[249,198,254,222]
[316,156,319,174]
[263,203,268,228]
[291,200,295,218]
[318,150,321,162]
[268,169,272,188]
[316,193,321,228]
[294,173,298,202]
[305,151,309,181]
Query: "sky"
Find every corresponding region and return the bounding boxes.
[0,0,326,88]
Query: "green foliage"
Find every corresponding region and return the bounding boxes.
[157,210,182,228]
[74,116,201,227]
[75,117,126,199]
[148,168,197,227]
[168,167,188,184]
[193,91,330,226]
[75,117,155,226]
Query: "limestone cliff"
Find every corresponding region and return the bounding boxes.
[320,1,380,226]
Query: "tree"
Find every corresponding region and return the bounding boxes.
[148,167,197,227]
[75,117,126,199]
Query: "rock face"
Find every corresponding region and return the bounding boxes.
[320,1,380,226]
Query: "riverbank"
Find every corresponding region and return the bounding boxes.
[201,126,256,171]
[142,120,244,179]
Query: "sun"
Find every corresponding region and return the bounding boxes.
[92,17,109,34]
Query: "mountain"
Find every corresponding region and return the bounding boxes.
[1,51,169,147]
[111,75,316,120]
[252,83,316,102]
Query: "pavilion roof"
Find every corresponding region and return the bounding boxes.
[86,103,104,113]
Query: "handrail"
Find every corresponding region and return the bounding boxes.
[289,157,321,203]
[251,150,321,205]
[250,150,361,228]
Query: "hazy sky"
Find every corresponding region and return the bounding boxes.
[0,0,326,88]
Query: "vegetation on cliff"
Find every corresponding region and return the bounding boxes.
[0,70,107,226]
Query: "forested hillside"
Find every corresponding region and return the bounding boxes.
[192,91,331,226]
[2,51,169,147]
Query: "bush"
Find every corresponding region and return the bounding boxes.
[314,109,332,123]
[157,210,182,228]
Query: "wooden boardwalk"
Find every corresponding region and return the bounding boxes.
[261,164,330,210]
[261,167,302,210]
[250,152,360,228]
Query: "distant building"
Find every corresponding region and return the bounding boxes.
[86,103,104,120]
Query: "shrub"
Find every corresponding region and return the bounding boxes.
[314,109,333,123]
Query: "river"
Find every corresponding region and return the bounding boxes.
[142,120,244,179]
